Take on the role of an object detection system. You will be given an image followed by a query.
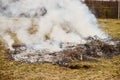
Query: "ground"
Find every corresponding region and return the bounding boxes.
[98,19,120,39]
[0,19,120,80]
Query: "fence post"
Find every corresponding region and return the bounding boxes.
[118,0,120,19]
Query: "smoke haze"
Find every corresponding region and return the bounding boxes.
[0,0,108,51]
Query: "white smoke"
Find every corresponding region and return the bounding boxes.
[0,0,108,52]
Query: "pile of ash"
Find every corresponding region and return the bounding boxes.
[7,39,120,66]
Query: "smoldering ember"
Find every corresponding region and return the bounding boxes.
[0,0,120,66]
[7,39,120,66]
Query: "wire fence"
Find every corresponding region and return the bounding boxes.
[84,0,119,19]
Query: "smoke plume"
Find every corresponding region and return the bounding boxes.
[0,0,108,52]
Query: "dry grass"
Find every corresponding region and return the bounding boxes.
[98,19,120,39]
[0,19,120,80]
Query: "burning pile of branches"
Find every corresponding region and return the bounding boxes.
[7,39,120,66]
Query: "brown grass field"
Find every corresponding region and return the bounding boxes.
[0,19,120,80]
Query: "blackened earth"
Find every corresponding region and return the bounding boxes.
[7,39,120,66]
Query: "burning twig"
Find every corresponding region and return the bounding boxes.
[7,39,120,66]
